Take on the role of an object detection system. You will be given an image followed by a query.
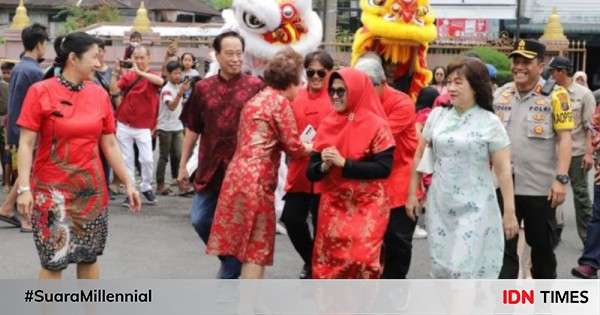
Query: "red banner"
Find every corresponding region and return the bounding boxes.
[436,18,489,42]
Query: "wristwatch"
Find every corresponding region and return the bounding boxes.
[17,186,30,195]
[555,174,570,185]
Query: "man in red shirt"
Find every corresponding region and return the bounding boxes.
[178,32,264,279]
[112,45,164,205]
[355,54,419,278]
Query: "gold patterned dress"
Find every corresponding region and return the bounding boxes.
[206,87,306,266]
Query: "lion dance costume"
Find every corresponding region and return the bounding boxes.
[213,0,323,76]
[352,0,437,99]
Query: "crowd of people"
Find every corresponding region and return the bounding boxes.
[1,23,600,281]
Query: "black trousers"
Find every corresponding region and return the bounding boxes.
[281,193,320,267]
[381,206,417,279]
[498,191,559,279]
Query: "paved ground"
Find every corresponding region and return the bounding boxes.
[0,177,589,279]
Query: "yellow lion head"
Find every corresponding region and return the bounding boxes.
[359,0,436,45]
[352,0,437,99]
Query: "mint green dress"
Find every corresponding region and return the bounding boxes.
[422,106,510,278]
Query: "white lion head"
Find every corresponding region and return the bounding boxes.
[217,0,323,76]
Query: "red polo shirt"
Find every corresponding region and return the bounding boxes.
[285,86,332,193]
[116,70,161,129]
[381,85,418,208]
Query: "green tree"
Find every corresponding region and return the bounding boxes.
[210,0,233,10]
[58,5,121,34]
[465,47,512,85]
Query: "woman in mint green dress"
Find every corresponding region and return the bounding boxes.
[407,58,519,278]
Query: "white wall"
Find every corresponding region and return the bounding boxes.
[522,0,600,24]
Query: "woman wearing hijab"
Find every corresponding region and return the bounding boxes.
[574,71,589,88]
[307,68,395,279]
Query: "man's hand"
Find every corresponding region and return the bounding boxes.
[503,211,519,240]
[548,180,567,208]
[177,167,191,192]
[405,194,421,222]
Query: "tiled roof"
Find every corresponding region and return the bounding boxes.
[0,0,219,15]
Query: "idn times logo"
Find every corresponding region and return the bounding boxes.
[502,289,590,305]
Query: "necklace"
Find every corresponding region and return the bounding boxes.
[57,73,85,92]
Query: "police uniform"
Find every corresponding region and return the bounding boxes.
[549,56,596,245]
[494,39,575,279]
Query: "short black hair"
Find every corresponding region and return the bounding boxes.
[130,31,142,40]
[212,31,245,54]
[97,39,107,50]
[181,52,196,62]
[22,23,48,51]
[1,62,15,71]
[166,61,182,73]
[304,50,334,70]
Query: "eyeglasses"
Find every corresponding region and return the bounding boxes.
[306,69,327,78]
[329,87,346,98]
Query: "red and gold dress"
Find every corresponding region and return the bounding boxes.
[17,77,115,271]
[206,87,306,266]
[309,69,395,279]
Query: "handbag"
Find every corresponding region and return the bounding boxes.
[416,144,434,174]
[416,107,446,175]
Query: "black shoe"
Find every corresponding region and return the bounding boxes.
[121,197,130,208]
[142,190,157,205]
[0,214,21,228]
[299,264,311,279]
[555,226,563,247]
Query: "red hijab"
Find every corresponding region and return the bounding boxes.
[313,68,390,159]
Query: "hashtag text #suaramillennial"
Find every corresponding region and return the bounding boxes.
[26,289,152,303]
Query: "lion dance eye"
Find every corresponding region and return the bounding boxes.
[281,4,297,20]
[242,12,266,29]
[368,0,386,6]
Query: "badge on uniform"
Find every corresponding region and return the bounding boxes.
[535,85,543,94]
[558,92,570,111]
[535,99,546,106]
[533,113,546,122]
[534,125,544,135]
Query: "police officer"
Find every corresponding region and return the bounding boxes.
[549,56,596,246]
[494,39,574,279]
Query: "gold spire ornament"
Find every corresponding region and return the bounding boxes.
[10,0,31,30]
[132,1,152,33]
[540,7,568,41]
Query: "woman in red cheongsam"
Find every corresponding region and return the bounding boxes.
[307,68,396,279]
[16,32,141,280]
[206,49,311,279]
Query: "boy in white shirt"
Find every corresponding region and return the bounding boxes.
[157,61,189,195]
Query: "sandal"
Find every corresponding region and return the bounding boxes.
[20,227,33,233]
[0,214,21,228]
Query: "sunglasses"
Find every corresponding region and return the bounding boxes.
[306,69,327,78]
[329,87,346,98]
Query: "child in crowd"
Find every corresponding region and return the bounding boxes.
[156,61,189,195]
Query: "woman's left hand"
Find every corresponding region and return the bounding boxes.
[502,211,519,240]
[126,184,142,213]
[322,147,346,168]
